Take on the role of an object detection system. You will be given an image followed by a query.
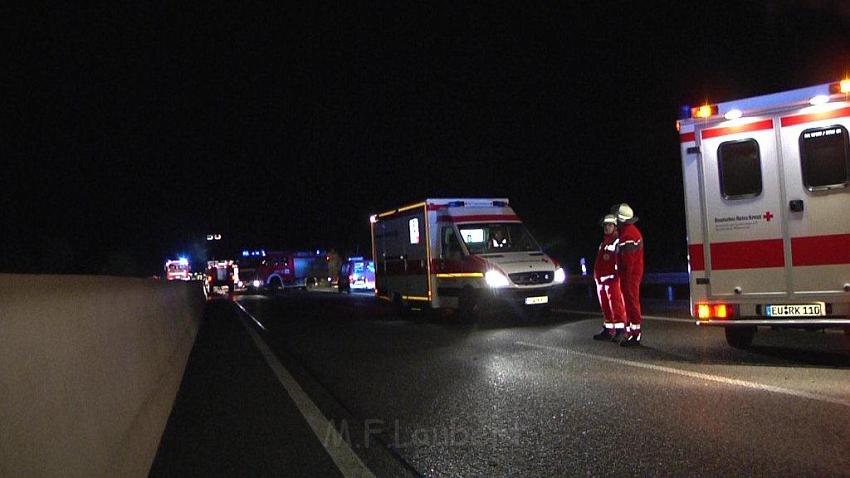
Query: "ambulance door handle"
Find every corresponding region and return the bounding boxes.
[789,199,804,212]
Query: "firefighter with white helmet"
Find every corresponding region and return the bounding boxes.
[613,203,644,346]
[592,214,627,341]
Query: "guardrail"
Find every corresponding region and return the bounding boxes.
[566,272,689,302]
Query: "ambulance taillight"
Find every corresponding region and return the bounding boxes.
[695,303,733,320]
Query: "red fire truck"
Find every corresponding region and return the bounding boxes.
[206,260,238,295]
[247,251,329,291]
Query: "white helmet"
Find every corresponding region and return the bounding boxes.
[600,214,618,225]
[616,203,638,224]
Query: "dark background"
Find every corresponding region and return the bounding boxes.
[3,1,849,276]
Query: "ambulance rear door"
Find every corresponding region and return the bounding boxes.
[778,104,850,297]
[697,117,788,298]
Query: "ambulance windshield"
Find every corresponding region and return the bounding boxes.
[457,223,540,254]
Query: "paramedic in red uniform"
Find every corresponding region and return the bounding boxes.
[593,214,627,341]
[614,203,644,346]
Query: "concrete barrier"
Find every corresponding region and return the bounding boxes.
[0,275,205,478]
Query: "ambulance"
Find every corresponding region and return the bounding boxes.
[370,198,566,315]
[677,79,850,347]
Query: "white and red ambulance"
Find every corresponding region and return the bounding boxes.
[370,198,565,315]
[678,79,850,347]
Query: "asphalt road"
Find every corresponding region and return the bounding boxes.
[151,290,850,477]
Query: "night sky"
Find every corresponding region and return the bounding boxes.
[4,2,849,275]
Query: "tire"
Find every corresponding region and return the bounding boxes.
[725,326,756,349]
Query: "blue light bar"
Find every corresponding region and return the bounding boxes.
[447,201,465,207]
[492,201,507,207]
[242,250,249,257]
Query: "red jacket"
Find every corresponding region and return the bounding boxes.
[617,223,644,278]
[594,233,619,283]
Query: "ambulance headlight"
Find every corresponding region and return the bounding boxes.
[252,280,262,288]
[485,270,511,288]
[553,267,566,284]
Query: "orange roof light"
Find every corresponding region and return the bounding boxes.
[691,104,718,119]
[829,79,850,94]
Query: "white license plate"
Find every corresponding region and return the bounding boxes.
[525,296,549,305]
[765,303,825,317]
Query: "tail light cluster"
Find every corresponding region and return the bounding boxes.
[695,303,733,320]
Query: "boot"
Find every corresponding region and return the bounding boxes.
[610,328,625,343]
[593,327,613,341]
[620,333,641,347]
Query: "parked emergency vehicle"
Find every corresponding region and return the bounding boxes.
[370,198,566,314]
[678,79,850,347]
[338,257,375,293]
[164,258,191,281]
[248,251,328,291]
[206,260,238,294]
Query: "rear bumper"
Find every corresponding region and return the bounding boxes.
[697,318,850,327]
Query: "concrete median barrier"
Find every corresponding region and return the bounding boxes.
[0,275,205,478]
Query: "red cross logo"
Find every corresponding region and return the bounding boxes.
[763,211,774,222]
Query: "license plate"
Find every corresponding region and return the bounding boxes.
[525,296,548,305]
[765,303,825,317]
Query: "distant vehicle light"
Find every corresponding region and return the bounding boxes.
[553,267,566,284]
[485,270,510,288]
[724,109,742,120]
[252,280,262,288]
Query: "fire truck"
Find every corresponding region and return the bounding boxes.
[677,79,850,347]
[164,258,191,281]
[206,260,238,295]
[248,251,329,291]
[370,198,565,315]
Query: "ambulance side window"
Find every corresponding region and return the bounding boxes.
[442,227,463,260]
[799,125,850,190]
[717,139,762,199]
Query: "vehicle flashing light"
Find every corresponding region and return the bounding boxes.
[242,250,249,257]
[724,109,743,120]
[697,304,711,320]
[178,258,189,265]
[829,79,850,94]
[715,304,728,318]
[809,94,830,106]
[252,280,261,288]
[692,104,718,119]
[484,270,511,288]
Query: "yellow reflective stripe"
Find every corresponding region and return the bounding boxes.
[377,201,427,217]
[434,272,484,278]
[402,295,430,301]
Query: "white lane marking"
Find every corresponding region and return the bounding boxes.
[553,308,694,323]
[234,300,267,331]
[235,302,376,478]
[516,340,850,409]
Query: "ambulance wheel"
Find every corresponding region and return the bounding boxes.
[725,326,756,349]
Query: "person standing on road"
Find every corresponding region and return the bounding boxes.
[614,203,644,346]
[593,214,627,341]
